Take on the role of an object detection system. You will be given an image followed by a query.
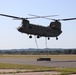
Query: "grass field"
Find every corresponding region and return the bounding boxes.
[0,63,76,74]
[0,54,76,60]
[0,55,76,75]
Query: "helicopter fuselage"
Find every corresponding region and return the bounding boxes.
[17,22,62,40]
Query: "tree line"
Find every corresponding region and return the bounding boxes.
[0,49,76,55]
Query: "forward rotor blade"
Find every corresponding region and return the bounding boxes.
[0,14,23,19]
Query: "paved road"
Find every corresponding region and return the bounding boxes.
[0,58,76,68]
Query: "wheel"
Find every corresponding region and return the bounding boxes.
[48,37,50,40]
[29,35,32,38]
[56,37,58,40]
[37,35,40,38]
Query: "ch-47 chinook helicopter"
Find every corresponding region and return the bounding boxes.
[0,14,76,40]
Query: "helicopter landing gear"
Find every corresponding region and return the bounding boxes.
[56,37,58,40]
[37,35,40,38]
[29,35,32,38]
[48,37,50,40]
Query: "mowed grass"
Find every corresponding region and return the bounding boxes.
[0,54,76,60]
[54,68,76,74]
[0,63,51,70]
[0,63,76,74]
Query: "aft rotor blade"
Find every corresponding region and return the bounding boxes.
[0,14,23,19]
[58,18,76,21]
[28,14,58,18]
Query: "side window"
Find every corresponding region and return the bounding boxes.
[29,26,32,29]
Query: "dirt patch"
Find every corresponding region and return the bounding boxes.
[0,69,60,75]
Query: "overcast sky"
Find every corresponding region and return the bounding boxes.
[0,0,76,49]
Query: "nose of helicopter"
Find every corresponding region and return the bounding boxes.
[17,26,23,33]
